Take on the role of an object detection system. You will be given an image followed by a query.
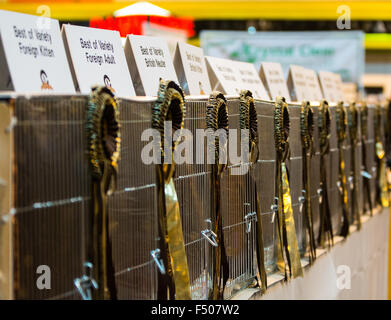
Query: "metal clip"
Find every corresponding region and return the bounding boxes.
[244,211,257,233]
[270,197,279,223]
[74,262,98,300]
[317,188,323,204]
[371,166,377,174]
[299,189,306,213]
[150,248,166,275]
[201,229,218,247]
[361,170,372,179]
[348,175,354,190]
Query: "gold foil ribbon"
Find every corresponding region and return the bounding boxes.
[360,103,373,215]
[374,104,389,208]
[274,97,303,279]
[152,80,191,300]
[300,101,316,262]
[318,100,333,247]
[336,102,350,237]
[348,102,361,229]
[86,86,121,300]
[206,92,229,300]
[239,90,267,292]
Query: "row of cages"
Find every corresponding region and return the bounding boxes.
[0,84,390,300]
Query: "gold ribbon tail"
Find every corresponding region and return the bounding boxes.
[165,176,192,300]
[281,163,303,278]
[376,142,389,207]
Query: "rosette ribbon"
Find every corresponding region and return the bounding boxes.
[152,80,191,300]
[317,100,333,247]
[274,97,303,279]
[239,90,267,292]
[206,92,230,300]
[85,86,121,300]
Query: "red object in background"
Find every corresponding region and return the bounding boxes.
[90,15,195,38]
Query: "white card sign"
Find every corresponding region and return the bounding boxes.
[0,10,75,93]
[62,24,135,97]
[124,35,178,96]
[173,42,211,96]
[259,62,290,102]
[303,68,323,101]
[318,70,341,102]
[333,72,344,102]
[287,64,308,102]
[205,56,269,100]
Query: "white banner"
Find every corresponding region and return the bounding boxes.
[200,31,365,84]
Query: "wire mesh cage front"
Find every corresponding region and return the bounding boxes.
[254,100,277,274]
[11,95,90,299]
[221,98,257,299]
[176,97,213,300]
[108,98,158,300]
[3,94,388,300]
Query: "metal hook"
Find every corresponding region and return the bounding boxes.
[74,262,98,300]
[150,249,166,275]
[244,211,257,233]
[201,229,218,247]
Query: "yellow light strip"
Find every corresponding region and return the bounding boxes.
[2,1,391,21]
[365,34,391,50]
